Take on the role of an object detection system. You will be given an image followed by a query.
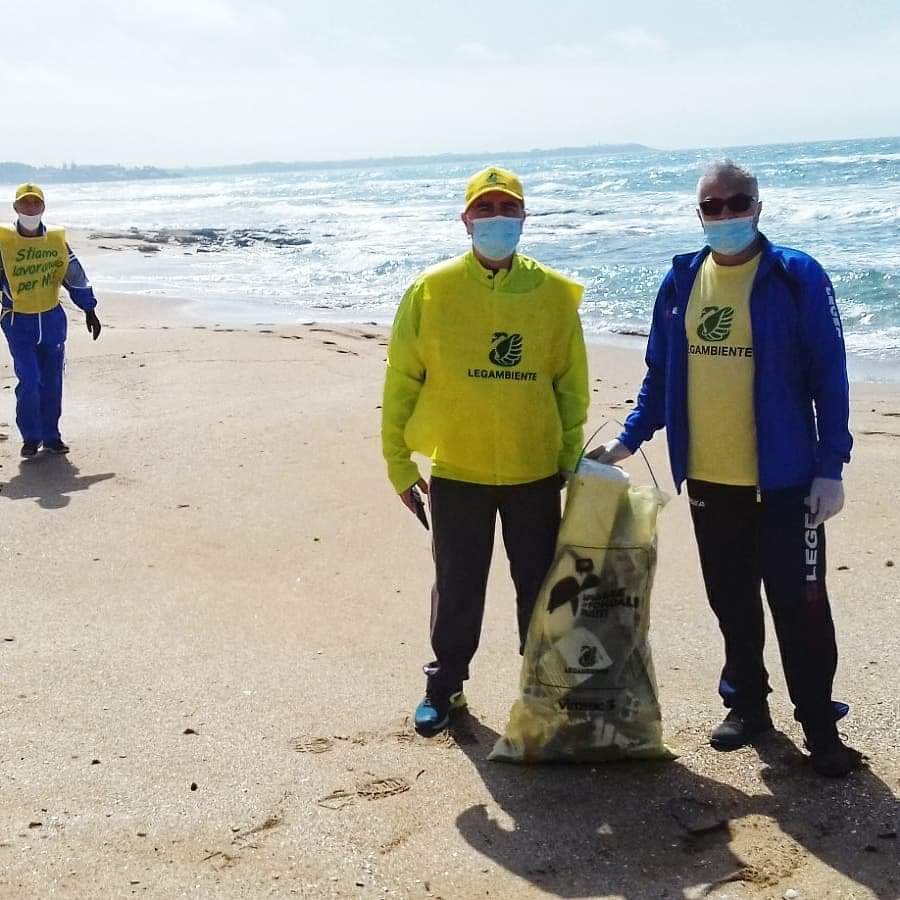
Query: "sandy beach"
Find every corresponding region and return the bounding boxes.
[1,237,898,899]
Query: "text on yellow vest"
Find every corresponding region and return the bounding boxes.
[0,226,67,314]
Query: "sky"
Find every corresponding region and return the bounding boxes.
[10,0,900,167]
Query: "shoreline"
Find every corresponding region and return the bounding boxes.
[71,229,900,384]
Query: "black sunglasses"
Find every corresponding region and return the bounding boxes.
[699,194,756,216]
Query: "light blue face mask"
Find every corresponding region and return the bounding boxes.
[471,215,523,261]
[702,216,757,256]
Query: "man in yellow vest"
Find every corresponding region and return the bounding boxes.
[382,166,589,735]
[0,184,102,458]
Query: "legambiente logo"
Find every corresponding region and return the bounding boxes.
[489,331,523,367]
[697,306,735,342]
[690,305,753,358]
[466,330,538,381]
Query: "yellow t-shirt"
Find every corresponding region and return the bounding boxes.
[686,253,761,486]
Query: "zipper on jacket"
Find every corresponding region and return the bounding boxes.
[37,311,42,345]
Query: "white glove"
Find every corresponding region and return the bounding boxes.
[585,439,633,465]
[806,477,844,528]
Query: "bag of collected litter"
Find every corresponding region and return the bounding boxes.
[491,458,674,763]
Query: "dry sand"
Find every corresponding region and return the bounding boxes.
[0,244,898,899]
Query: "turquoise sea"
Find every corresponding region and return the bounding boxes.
[14,136,900,364]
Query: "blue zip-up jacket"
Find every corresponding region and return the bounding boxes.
[619,235,852,492]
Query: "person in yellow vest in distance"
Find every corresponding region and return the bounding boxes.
[0,184,102,458]
[381,166,589,736]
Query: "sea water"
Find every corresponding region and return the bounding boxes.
[12,136,900,364]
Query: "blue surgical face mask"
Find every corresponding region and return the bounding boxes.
[471,215,523,262]
[702,216,757,256]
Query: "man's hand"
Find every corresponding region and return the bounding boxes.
[400,477,429,515]
[585,439,632,466]
[806,477,844,528]
[85,309,101,340]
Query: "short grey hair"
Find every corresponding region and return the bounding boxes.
[697,159,759,199]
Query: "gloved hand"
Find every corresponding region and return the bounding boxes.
[806,477,844,528]
[585,439,633,465]
[85,309,102,340]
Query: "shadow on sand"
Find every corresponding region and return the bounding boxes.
[451,712,898,899]
[1,456,115,509]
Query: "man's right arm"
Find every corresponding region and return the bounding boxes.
[381,281,426,493]
[618,269,675,453]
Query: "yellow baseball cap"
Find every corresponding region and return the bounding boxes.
[15,183,44,203]
[464,166,524,210]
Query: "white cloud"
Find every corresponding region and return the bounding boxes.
[546,43,594,62]
[364,34,394,55]
[609,28,665,53]
[455,42,508,64]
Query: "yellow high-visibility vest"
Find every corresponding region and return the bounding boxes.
[0,225,67,314]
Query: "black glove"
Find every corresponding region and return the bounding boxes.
[85,309,102,341]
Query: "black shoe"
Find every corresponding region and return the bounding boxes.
[20,441,39,458]
[709,709,773,751]
[42,439,69,455]
[808,735,865,777]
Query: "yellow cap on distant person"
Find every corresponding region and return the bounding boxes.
[464,166,524,210]
[15,183,44,203]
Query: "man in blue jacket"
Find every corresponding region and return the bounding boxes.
[589,160,861,777]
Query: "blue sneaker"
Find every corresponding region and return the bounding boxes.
[414,689,467,736]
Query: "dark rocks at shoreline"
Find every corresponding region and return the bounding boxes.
[88,226,312,253]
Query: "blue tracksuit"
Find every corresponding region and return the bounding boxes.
[619,234,852,491]
[621,235,853,738]
[0,224,97,444]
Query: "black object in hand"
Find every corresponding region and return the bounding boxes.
[410,486,429,530]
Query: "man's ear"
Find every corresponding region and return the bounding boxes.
[461,211,473,236]
[753,201,763,228]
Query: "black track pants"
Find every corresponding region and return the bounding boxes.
[687,479,840,740]
[424,475,561,697]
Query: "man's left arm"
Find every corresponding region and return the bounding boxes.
[802,267,852,524]
[554,313,590,474]
[803,268,852,478]
[63,244,101,339]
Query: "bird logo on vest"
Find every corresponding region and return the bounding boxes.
[697,306,735,342]
[489,332,523,367]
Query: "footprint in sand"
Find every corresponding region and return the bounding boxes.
[316,777,411,810]
[291,735,335,754]
[356,777,410,800]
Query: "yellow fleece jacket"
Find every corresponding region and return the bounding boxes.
[382,250,589,492]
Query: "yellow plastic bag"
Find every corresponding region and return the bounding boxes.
[491,460,675,763]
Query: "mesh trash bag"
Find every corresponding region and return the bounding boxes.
[491,460,675,763]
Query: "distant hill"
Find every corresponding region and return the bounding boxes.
[0,143,655,186]
[0,162,177,186]
[186,144,654,176]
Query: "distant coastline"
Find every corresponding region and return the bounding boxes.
[0,161,177,185]
[0,143,652,187]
